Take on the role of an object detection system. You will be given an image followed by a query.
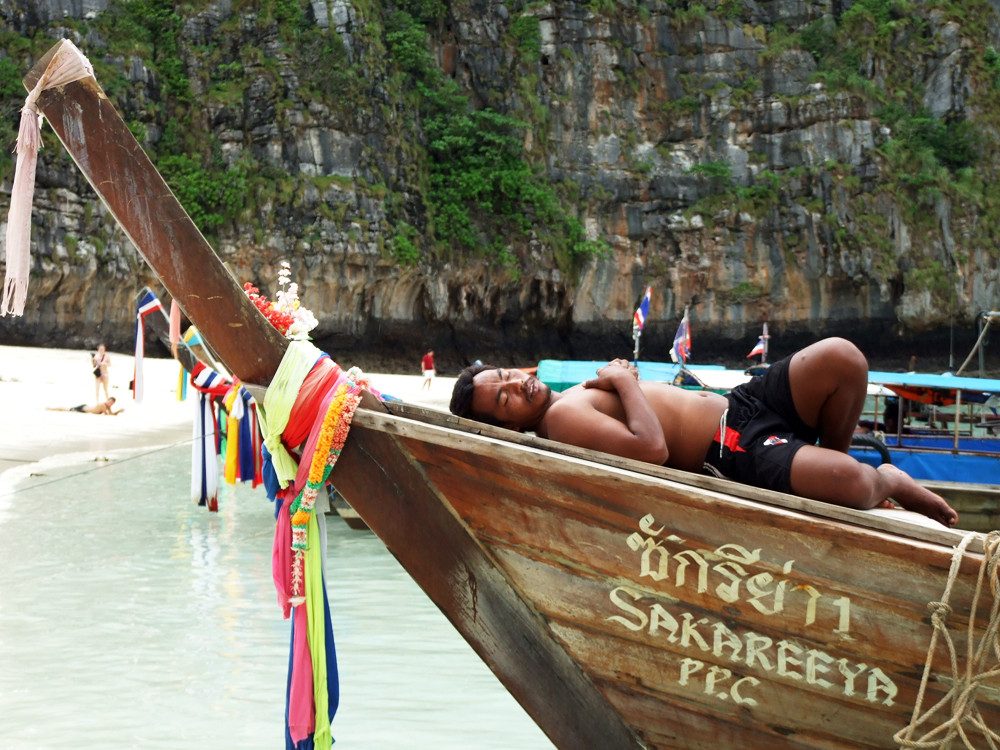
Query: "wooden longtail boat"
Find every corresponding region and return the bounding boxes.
[21,41,1000,749]
[851,371,1000,486]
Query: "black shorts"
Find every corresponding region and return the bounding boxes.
[702,356,819,493]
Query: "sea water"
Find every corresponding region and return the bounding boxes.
[0,443,554,749]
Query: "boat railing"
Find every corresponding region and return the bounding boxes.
[878,439,1000,458]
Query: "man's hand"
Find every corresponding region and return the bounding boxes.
[552,357,667,464]
[583,359,639,390]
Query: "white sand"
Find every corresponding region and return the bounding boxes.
[0,344,455,480]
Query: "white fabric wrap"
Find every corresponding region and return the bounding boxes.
[2,40,94,316]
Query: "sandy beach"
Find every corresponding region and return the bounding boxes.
[0,344,456,482]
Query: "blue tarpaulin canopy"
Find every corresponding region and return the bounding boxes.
[868,371,1000,405]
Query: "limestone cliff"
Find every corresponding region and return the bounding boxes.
[1,0,999,370]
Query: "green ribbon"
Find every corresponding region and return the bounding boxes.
[306,513,331,749]
[259,340,322,488]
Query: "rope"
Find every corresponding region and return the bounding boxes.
[895,530,1000,749]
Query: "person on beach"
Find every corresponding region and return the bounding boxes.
[449,337,958,528]
[92,344,111,402]
[49,396,124,415]
[421,349,436,391]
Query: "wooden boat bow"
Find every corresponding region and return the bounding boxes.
[23,41,643,749]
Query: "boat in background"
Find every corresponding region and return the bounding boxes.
[536,359,749,394]
[20,40,1000,750]
[541,316,772,393]
[329,486,369,530]
[850,369,1000,486]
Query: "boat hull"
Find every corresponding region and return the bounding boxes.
[332,404,1000,749]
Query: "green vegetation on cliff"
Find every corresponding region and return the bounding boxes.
[387,3,602,270]
[0,0,998,322]
[678,0,1000,311]
[0,0,600,275]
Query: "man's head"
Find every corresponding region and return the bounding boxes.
[450,364,552,431]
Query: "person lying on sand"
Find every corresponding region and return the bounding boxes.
[48,397,124,416]
[450,337,958,528]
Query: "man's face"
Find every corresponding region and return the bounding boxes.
[471,368,551,431]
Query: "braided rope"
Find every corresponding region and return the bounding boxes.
[895,531,1000,749]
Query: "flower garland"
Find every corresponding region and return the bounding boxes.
[244,260,319,340]
[245,282,296,335]
[288,366,370,603]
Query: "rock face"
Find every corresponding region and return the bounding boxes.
[1,0,999,371]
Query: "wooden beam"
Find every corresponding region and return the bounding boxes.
[26,40,287,387]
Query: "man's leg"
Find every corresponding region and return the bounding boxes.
[786,337,867,453]
[789,444,958,527]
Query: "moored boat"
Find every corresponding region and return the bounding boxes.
[14,40,1000,750]
[536,358,748,394]
[850,370,1000,486]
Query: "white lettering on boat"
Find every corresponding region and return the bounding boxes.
[624,513,851,632]
[607,514,898,707]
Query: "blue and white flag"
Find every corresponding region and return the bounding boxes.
[670,308,691,364]
[633,286,652,332]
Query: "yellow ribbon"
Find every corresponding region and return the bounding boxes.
[259,340,323,488]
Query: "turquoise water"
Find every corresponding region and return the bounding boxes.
[0,443,553,749]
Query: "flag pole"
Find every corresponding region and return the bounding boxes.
[681,305,689,367]
[670,305,691,367]
[761,317,769,365]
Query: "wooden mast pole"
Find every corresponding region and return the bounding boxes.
[24,40,288,387]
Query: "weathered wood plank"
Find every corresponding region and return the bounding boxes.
[27,41,287,387]
[597,680,865,750]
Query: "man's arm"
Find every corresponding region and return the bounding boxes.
[543,360,669,464]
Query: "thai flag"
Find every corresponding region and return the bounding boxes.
[747,336,765,358]
[633,286,652,331]
[670,308,691,364]
[133,290,166,402]
[136,290,164,318]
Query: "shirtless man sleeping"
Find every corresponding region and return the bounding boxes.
[449,337,958,528]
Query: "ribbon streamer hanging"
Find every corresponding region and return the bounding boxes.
[2,40,94,316]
